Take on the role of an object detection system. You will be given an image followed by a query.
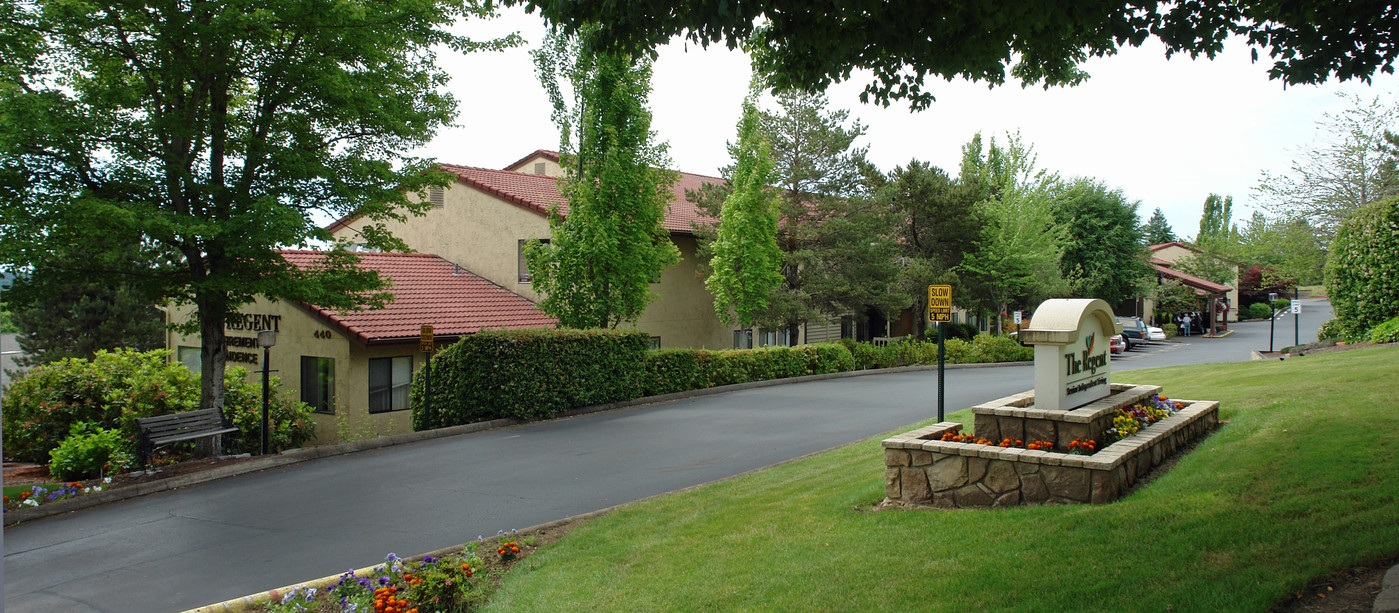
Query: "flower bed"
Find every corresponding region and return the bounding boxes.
[881,385,1219,508]
[2,479,111,513]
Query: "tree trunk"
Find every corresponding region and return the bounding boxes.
[196,292,230,421]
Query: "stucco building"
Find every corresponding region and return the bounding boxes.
[1137,242,1239,333]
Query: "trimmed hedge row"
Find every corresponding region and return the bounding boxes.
[410,330,1032,431]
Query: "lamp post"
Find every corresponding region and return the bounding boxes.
[257,329,277,455]
[1268,292,1277,353]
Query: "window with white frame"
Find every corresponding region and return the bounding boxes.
[368,356,412,413]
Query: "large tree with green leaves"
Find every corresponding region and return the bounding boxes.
[511,1,1399,110]
[956,133,1066,330]
[1054,179,1150,306]
[706,98,784,327]
[0,0,513,414]
[878,159,984,338]
[527,28,679,329]
[1197,193,1235,245]
[1233,211,1327,285]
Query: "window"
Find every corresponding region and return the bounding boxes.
[519,238,549,283]
[428,186,445,208]
[300,356,335,414]
[178,346,201,374]
[732,329,753,349]
[649,336,661,350]
[369,356,412,413]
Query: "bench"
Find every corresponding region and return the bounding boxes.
[135,409,239,469]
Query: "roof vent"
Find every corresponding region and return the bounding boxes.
[533,162,546,175]
[429,187,445,208]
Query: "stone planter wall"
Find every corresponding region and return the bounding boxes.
[881,387,1219,509]
[971,383,1162,450]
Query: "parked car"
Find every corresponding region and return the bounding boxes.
[1116,316,1147,350]
[1148,326,1166,341]
[1110,333,1125,355]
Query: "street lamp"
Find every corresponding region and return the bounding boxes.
[257,329,277,455]
[1268,292,1278,353]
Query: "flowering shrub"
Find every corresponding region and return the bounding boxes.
[1104,395,1183,443]
[259,542,504,613]
[48,422,134,480]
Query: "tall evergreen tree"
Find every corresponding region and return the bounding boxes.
[1141,207,1177,244]
[528,28,679,329]
[707,98,784,327]
[1197,193,1235,245]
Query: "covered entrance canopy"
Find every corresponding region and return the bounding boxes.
[1149,260,1232,335]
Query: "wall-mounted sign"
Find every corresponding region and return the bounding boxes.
[226,313,282,332]
[1017,299,1120,411]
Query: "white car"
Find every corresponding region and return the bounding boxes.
[1148,326,1166,342]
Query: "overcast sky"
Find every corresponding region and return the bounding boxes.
[418,6,1399,241]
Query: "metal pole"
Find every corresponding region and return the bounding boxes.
[1269,301,1276,353]
[424,351,432,429]
[261,347,270,455]
[937,321,945,422]
[1294,286,1300,347]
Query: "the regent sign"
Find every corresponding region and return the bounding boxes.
[1019,299,1120,411]
[224,312,282,365]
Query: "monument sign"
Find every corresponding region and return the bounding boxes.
[1017,299,1121,411]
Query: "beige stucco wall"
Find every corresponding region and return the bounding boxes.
[164,297,425,445]
[505,153,563,178]
[627,235,731,350]
[1150,245,1240,320]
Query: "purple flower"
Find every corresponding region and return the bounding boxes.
[378,576,390,586]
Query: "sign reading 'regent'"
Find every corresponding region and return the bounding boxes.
[1017,299,1122,411]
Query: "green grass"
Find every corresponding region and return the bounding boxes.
[3,483,60,499]
[484,347,1399,612]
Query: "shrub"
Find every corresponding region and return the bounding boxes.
[220,368,318,454]
[2,348,199,463]
[1273,297,1291,312]
[413,328,649,429]
[48,422,135,480]
[642,349,706,396]
[1246,302,1273,320]
[796,343,856,374]
[969,334,1034,363]
[1162,323,1178,338]
[1327,196,1399,338]
[1368,316,1399,343]
[1317,318,1347,341]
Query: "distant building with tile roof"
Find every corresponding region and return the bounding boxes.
[1140,242,1239,334]
[163,250,556,443]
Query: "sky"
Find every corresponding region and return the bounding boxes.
[418,6,1399,241]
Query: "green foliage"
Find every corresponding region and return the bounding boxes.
[1162,323,1178,338]
[642,349,711,396]
[1272,297,1291,311]
[956,132,1066,327]
[1234,212,1327,286]
[969,334,1035,363]
[1197,193,1235,245]
[48,422,135,481]
[1317,318,1347,341]
[1053,178,1150,304]
[1247,303,1273,320]
[1141,207,1176,245]
[528,29,679,329]
[1325,196,1399,338]
[0,308,15,333]
[219,368,318,455]
[412,329,649,428]
[516,1,1399,111]
[2,349,199,463]
[707,97,785,327]
[1366,316,1399,343]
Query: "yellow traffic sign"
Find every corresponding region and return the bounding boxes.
[928,285,952,322]
[420,324,434,353]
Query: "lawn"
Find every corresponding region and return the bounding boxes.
[482,347,1399,612]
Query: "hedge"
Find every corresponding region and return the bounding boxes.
[1326,196,1399,339]
[411,328,650,429]
[414,330,1033,431]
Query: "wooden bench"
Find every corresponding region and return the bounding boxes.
[136,409,239,469]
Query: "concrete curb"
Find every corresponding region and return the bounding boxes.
[4,359,1026,527]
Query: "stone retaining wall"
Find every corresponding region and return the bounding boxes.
[881,389,1219,508]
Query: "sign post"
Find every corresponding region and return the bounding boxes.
[420,325,434,428]
[1293,287,1300,347]
[928,285,952,421]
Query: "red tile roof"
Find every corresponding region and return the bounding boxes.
[324,154,725,236]
[279,250,555,344]
[1147,241,1199,253]
[503,149,560,172]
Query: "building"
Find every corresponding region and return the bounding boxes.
[164,251,555,443]
[1139,242,1239,333]
[325,150,849,349]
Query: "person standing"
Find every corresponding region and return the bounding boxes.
[1182,313,1193,337]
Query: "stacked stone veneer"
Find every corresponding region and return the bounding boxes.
[881,384,1219,508]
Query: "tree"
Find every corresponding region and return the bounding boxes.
[1233,211,1327,285]
[1254,94,1399,243]
[7,240,163,365]
[1197,193,1235,245]
[956,133,1067,331]
[527,28,680,329]
[1326,196,1399,338]
[1054,179,1151,306]
[511,0,1399,110]
[0,1,513,415]
[706,98,785,327]
[1141,208,1176,245]
[878,159,984,339]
